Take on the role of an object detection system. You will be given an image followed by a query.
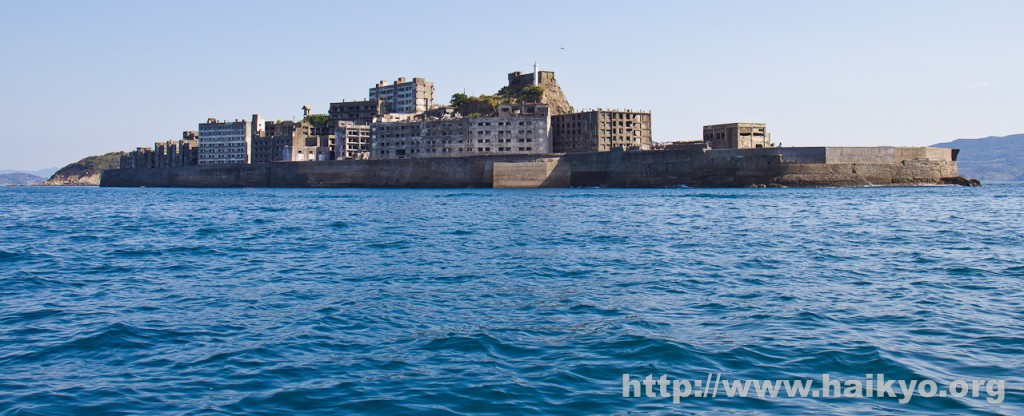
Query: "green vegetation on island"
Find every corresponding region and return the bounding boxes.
[45,152,125,186]
[450,85,545,117]
[303,114,330,126]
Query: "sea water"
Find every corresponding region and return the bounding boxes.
[1,185,1022,414]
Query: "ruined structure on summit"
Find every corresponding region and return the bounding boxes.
[502,69,572,116]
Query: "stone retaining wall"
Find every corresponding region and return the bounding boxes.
[101,147,962,188]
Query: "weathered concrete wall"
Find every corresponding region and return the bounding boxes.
[894,147,955,162]
[824,147,956,164]
[706,147,956,165]
[708,148,825,164]
[562,149,707,187]
[772,160,960,187]
[493,159,570,188]
[101,147,963,188]
[103,155,550,188]
[825,147,891,164]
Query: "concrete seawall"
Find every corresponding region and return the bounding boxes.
[100,147,963,188]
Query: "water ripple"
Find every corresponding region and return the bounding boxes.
[0,184,1022,414]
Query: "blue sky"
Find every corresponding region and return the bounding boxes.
[1,0,1022,170]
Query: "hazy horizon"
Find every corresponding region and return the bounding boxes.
[2,0,1022,170]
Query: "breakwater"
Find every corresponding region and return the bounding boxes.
[100,147,963,188]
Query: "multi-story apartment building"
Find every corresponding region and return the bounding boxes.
[371,104,551,159]
[121,131,200,169]
[703,123,771,149]
[153,134,199,168]
[328,99,387,125]
[120,147,154,169]
[334,121,371,160]
[551,109,652,152]
[251,120,296,163]
[198,115,264,164]
[285,123,332,162]
[368,77,434,114]
[251,120,333,163]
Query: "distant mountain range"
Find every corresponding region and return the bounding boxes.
[3,154,125,187]
[0,167,59,178]
[932,134,1024,182]
[0,172,44,186]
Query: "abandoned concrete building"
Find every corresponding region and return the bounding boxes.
[198,116,263,165]
[551,110,652,152]
[153,135,198,168]
[371,103,552,159]
[120,131,200,169]
[369,77,434,114]
[328,99,387,125]
[251,119,333,163]
[120,147,153,169]
[703,123,772,149]
[334,121,371,160]
[120,68,672,167]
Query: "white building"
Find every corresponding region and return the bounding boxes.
[368,77,434,114]
[198,115,264,165]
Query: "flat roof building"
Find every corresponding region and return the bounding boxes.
[334,121,371,160]
[198,115,263,165]
[703,123,771,149]
[371,103,552,159]
[552,109,652,153]
[368,77,434,114]
[252,120,332,163]
[328,99,387,125]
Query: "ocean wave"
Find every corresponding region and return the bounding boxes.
[1,185,1023,414]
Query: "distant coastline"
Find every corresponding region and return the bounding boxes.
[933,134,1024,181]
